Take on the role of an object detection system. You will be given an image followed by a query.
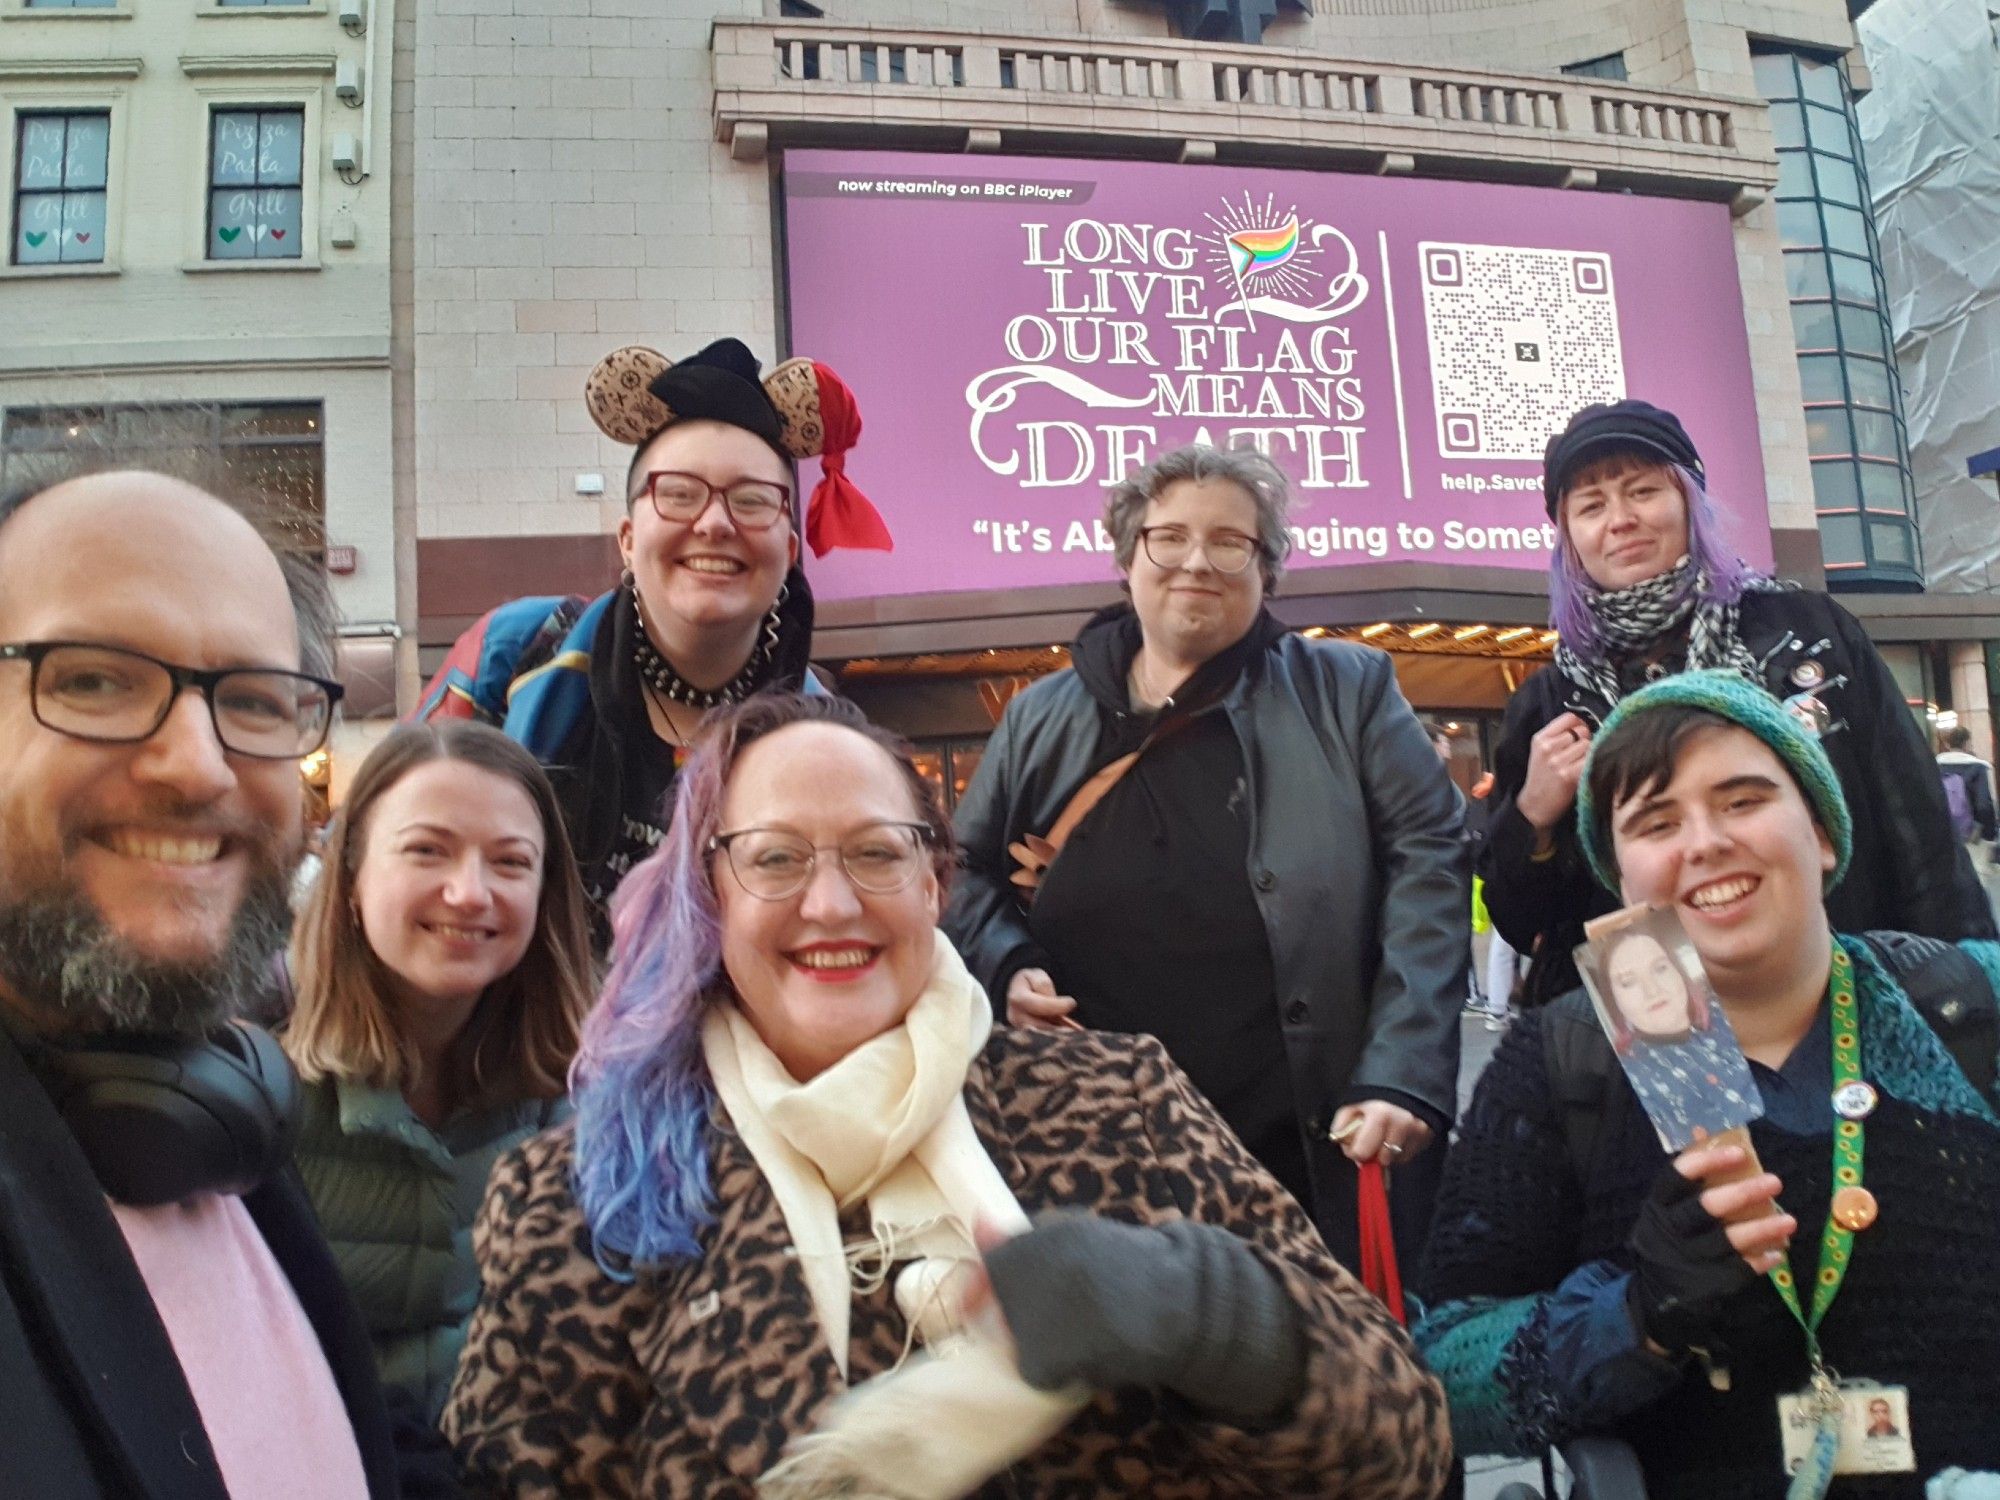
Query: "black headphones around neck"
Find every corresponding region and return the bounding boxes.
[23,1021,301,1208]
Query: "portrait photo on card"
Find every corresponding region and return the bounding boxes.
[1575,904,1763,1152]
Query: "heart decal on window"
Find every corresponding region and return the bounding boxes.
[218,226,243,243]
[24,231,48,248]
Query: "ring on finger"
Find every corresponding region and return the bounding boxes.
[1382,1141,1405,1159]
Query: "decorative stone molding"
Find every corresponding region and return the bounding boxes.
[0,55,142,80]
[712,20,1777,200]
[178,52,336,77]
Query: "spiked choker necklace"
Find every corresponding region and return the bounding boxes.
[630,579,782,710]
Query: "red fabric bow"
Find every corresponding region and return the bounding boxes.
[803,362,894,558]
[1357,1159,1407,1325]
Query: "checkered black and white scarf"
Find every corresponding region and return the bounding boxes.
[1555,556,1777,709]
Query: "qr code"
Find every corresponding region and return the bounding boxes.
[1418,242,1626,461]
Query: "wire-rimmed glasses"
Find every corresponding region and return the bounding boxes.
[708,820,932,901]
[1136,525,1260,575]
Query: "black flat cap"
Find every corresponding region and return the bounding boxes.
[1542,399,1704,518]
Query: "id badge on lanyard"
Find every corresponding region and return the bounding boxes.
[1774,945,1914,1498]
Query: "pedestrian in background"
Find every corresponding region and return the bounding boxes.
[1937,723,1999,858]
[1480,398,1991,1007]
[946,442,1466,1271]
[284,719,595,1417]
[1465,770,1519,1030]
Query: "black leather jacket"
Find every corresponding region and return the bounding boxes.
[946,621,1468,1247]
[1480,589,1995,1004]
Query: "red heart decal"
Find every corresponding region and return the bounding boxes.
[76,233,90,243]
[272,230,286,240]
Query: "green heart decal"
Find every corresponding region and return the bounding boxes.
[24,231,47,248]
[218,226,242,243]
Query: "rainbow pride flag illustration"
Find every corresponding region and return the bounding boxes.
[1225,217,1300,280]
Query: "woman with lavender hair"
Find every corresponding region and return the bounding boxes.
[1481,398,1990,1006]
[440,692,1449,1500]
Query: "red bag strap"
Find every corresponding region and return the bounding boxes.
[1356,1160,1407,1326]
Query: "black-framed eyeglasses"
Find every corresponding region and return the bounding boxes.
[1137,525,1260,576]
[639,470,792,532]
[708,820,933,902]
[0,641,343,760]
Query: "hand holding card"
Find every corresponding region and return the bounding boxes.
[1577,903,1765,1154]
[1627,1142,1795,1356]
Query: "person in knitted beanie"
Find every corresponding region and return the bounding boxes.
[1418,667,2000,1499]
[1478,397,1991,1009]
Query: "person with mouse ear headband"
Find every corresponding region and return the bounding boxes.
[415,336,892,947]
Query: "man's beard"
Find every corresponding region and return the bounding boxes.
[0,852,297,1040]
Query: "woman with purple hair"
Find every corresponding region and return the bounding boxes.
[1481,398,1991,1006]
[440,692,1449,1500]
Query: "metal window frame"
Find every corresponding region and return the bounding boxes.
[1755,44,1921,583]
[204,104,305,261]
[10,108,110,267]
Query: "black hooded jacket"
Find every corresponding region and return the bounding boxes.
[945,603,1468,1264]
[1480,589,1995,1005]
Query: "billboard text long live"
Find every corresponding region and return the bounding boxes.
[782,150,1769,603]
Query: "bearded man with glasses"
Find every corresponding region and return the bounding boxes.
[417,337,891,949]
[0,461,445,1498]
[946,442,1468,1276]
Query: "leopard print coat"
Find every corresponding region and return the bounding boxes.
[443,1028,1452,1499]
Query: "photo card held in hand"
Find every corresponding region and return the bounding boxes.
[1575,903,1763,1153]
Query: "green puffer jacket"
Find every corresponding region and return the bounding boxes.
[293,1075,569,1418]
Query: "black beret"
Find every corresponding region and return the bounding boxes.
[1542,399,1704,518]
[644,337,786,454]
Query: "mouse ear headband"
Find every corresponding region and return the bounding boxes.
[584,340,891,558]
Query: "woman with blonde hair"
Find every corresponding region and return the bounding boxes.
[285,718,595,1416]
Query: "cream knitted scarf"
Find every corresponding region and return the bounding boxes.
[701,935,1086,1499]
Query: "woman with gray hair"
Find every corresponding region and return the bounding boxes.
[944,443,1468,1271]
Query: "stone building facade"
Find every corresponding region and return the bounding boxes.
[392,0,1990,763]
[1,0,401,728]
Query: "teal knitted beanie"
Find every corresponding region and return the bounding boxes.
[1575,668,1853,895]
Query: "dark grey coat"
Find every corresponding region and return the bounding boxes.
[945,631,1468,1259]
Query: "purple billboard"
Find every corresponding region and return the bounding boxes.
[781,148,1770,603]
